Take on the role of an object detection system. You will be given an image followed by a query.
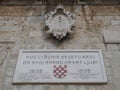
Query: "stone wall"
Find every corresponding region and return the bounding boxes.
[0,5,120,90]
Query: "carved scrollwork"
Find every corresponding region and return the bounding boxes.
[44,3,76,40]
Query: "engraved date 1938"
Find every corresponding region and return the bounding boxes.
[78,68,91,74]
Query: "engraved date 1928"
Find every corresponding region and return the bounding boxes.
[29,69,42,74]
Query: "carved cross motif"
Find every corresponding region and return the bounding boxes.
[44,3,76,40]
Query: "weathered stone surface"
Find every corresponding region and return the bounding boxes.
[107,44,119,51]
[111,52,120,90]
[103,30,120,44]
[0,6,119,16]
[0,5,120,90]
[0,25,22,31]
[107,26,120,31]
[19,85,33,90]
[0,6,46,16]
[0,31,16,43]
[111,20,120,25]
[33,86,43,90]
[0,51,7,66]
[29,31,42,37]
[104,16,120,20]
[13,50,107,84]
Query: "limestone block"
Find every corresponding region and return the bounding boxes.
[102,21,110,26]
[19,85,33,90]
[0,25,22,31]
[93,16,105,20]
[104,16,120,20]
[103,30,120,44]
[0,6,46,16]
[104,16,113,20]
[91,44,106,50]
[119,44,120,51]
[107,26,120,31]
[0,51,7,67]
[6,67,15,77]
[94,6,120,16]
[111,52,120,89]
[29,31,42,37]
[107,44,119,51]
[33,86,43,90]
[111,20,120,25]
[0,31,16,43]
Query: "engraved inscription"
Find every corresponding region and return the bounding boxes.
[13,50,107,84]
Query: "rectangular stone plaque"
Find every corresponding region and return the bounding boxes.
[13,50,107,84]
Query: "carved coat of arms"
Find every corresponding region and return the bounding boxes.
[44,4,76,40]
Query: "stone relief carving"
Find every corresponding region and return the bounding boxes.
[44,3,76,40]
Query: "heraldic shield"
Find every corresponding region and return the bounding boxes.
[53,65,67,78]
[44,3,76,40]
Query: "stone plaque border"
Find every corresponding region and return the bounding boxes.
[13,50,107,84]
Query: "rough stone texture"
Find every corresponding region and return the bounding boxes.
[111,52,120,90]
[29,31,43,37]
[0,31,16,43]
[0,5,120,90]
[107,44,119,51]
[0,6,46,16]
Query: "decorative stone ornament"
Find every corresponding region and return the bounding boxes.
[44,3,76,40]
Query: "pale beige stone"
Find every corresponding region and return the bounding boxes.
[33,86,43,90]
[111,20,120,25]
[107,44,119,51]
[93,16,105,20]
[67,85,78,90]
[0,68,2,90]
[0,5,120,90]
[29,31,42,37]
[111,52,120,89]
[107,26,120,31]
[0,31,16,43]
[20,85,33,90]
[13,50,107,83]
[103,30,120,43]
[0,26,22,31]
[104,16,113,20]
[0,51,6,66]
[6,67,15,77]
[119,44,120,51]
[104,16,120,20]
[0,6,46,16]
[91,44,106,50]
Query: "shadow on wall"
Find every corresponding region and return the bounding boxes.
[0,0,74,5]
[46,0,74,5]
[0,0,46,5]
[0,0,74,4]
[45,0,74,13]
[0,0,120,5]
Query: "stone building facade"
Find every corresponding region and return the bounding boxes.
[0,0,120,90]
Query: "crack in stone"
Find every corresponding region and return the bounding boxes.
[1,59,4,67]
[1,51,8,68]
